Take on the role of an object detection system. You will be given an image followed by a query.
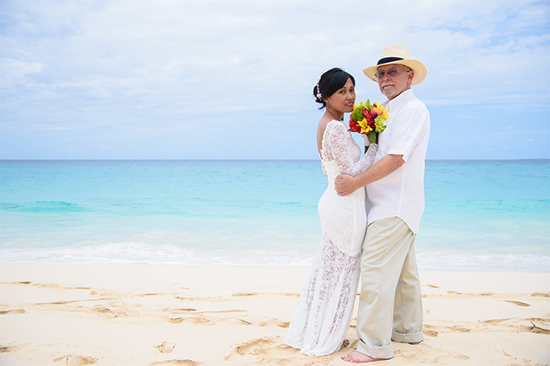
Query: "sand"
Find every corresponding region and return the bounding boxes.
[0,263,549,366]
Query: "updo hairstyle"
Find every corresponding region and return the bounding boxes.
[313,68,355,109]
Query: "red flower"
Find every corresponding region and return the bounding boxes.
[349,119,362,133]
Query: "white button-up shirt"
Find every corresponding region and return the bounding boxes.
[366,89,430,233]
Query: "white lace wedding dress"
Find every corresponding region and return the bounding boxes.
[285,120,378,356]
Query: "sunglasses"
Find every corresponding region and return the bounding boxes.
[374,68,411,79]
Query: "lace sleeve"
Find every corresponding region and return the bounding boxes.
[324,122,379,177]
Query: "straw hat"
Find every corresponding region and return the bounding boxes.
[363,45,427,85]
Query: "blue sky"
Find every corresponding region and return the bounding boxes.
[1,0,549,160]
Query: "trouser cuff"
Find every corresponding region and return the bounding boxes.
[356,339,395,360]
[392,329,424,343]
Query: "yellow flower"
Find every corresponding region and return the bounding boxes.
[362,126,373,134]
[357,119,373,134]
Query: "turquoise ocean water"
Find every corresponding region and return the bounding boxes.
[1,160,549,271]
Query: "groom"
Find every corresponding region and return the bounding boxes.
[335,45,430,363]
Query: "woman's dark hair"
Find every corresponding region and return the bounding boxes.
[313,68,355,109]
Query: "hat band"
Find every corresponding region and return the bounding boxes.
[377,56,404,65]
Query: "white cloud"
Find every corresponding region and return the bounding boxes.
[0,59,44,82]
[0,0,548,159]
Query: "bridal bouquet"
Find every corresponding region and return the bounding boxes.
[349,100,388,144]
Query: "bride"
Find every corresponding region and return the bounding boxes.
[285,68,378,356]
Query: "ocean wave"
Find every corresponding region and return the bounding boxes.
[0,243,548,272]
[1,201,90,213]
[0,242,313,267]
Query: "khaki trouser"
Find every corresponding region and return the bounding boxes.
[356,217,423,359]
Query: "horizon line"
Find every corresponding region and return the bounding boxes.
[1,158,549,162]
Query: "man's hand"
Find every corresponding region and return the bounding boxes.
[335,174,357,196]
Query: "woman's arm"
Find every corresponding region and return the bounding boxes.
[326,122,379,177]
[334,154,404,196]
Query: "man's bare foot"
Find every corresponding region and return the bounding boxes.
[341,351,388,363]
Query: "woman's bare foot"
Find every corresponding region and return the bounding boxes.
[341,351,388,363]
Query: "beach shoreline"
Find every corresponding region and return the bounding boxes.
[1,263,549,365]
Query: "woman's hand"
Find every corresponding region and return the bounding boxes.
[335,174,357,196]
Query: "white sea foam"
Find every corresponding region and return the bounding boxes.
[1,243,548,272]
[0,242,314,267]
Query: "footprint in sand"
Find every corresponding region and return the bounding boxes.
[149,360,198,365]
[505,300,531,307]
[529,321,550,334]
[92,305,112,314]
[169,316,212,325]
[225,318,253,326]
[155,341,176,354]
[0,309,25,315]
[257,343,300,358]
[482,318,512,324]
[165,308,197,313]
[225,337,277,361]
[424,323,469,335]
[0,346,12,353]
[257,319,289,328]
[450,325,471,333]
[235,337,277,356]
[53,355,98,366]
[232,292,258,297]
[424,329,439,337]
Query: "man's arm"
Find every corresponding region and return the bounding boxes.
[334,154,404,196]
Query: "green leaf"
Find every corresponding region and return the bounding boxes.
[367,131,376,144]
